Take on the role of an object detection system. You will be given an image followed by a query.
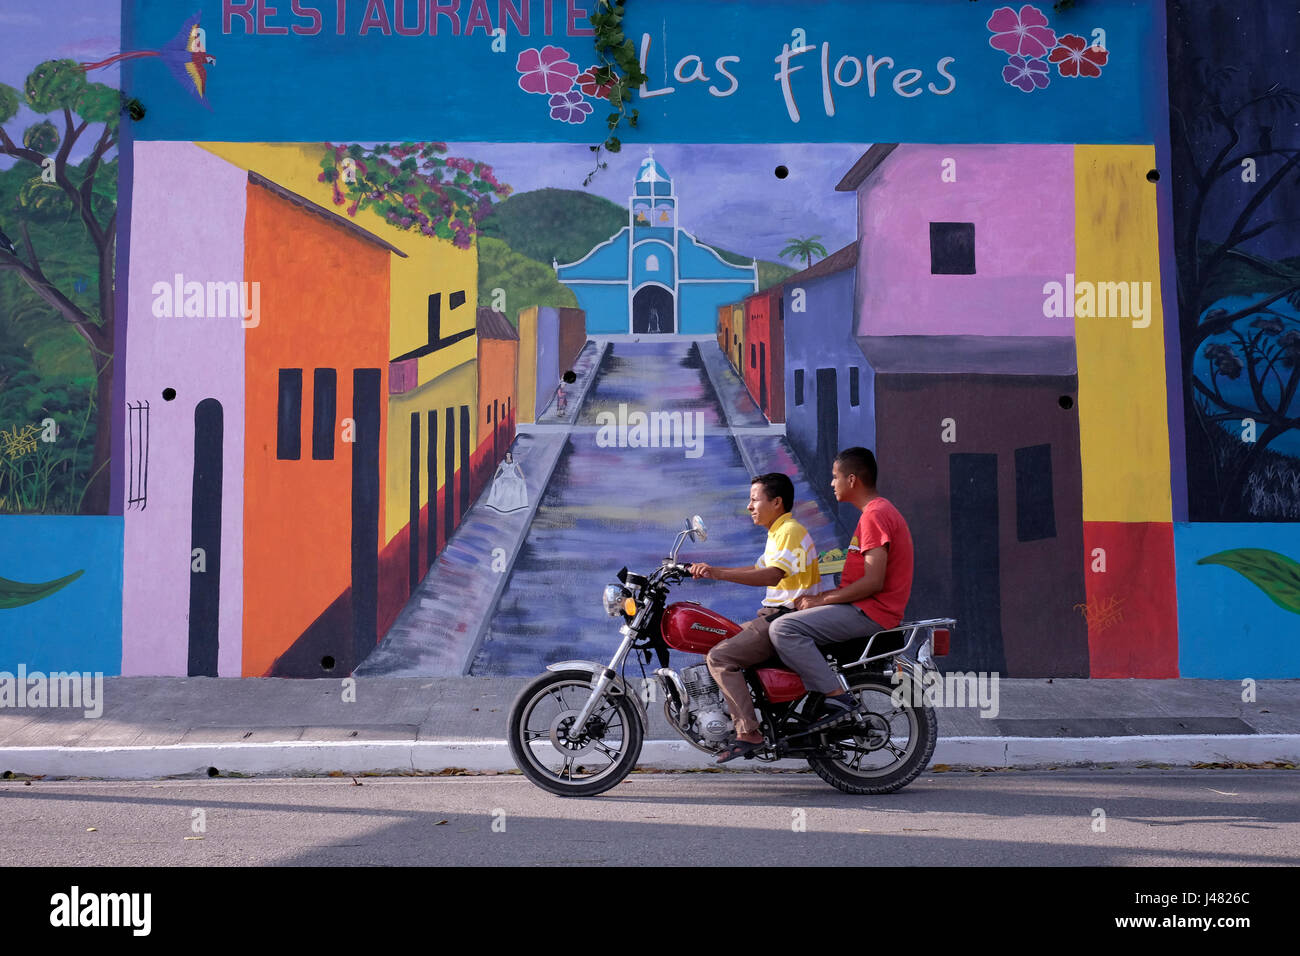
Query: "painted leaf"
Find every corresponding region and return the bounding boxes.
[1197,549,1300,615]
[0,569,85,609]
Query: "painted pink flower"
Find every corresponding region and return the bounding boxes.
[549,90,593,124]
[516,46,579,95]
[1002,55,1050,92]
[987,5,1057,60]
[1049,34,1108,78]
[576,67,614,100]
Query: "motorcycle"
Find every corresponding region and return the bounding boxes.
[507,516,956,797]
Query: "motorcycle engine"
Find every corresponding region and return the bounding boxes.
[680,664,735,744]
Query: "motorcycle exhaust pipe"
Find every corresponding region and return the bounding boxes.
[655,668,692,730]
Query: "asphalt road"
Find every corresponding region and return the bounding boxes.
[2,769,1297,866]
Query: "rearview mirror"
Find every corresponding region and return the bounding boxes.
[690,514,708,542]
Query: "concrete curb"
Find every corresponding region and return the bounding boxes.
[3,735,1299,779]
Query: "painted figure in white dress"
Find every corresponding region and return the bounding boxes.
[485,451,528,513]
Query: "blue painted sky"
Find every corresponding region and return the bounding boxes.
[449,141,867,264]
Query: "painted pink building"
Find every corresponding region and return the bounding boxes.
[840,144,1075,340]
[831,143,1086,677]
[121,142,247,677]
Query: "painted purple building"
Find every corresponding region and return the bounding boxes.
[781,242,870,534]
[121,143,247,677]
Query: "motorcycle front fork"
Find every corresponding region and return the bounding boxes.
[568,629,638,736]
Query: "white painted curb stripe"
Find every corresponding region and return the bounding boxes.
[2,735,1299,779]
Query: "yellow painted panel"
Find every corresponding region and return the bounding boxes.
[517,306,539,422]
[1073,145,1172,522]
[385,361,477,542]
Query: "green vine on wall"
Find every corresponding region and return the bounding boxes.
[585,0,646,186]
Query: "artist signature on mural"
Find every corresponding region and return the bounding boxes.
[0,424,41,460]
[1073,595,1126,633]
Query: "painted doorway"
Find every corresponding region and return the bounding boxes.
[188,398,223,677]
[632,285,675,334]
[815,367,839,496]
[948,452,1007,673]
[351,369,382,668]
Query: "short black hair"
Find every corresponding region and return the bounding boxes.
[751,473,795,513]
[835,447,878,486]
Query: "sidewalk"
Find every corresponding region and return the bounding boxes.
[2,677,1298,778]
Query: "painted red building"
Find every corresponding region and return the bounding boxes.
[742,287,785,423]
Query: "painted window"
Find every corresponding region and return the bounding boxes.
[312,368,336,460]
[794,368,805,406]
[126,400,149,509]
[751,344,756,368]
[645,254,660,272]
[849,367,860,407]
[929,221,976,275]
[391,291,472,362]
[276,368,302,460]
[1014,443,1056,541]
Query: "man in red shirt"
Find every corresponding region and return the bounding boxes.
[768,446,914,731]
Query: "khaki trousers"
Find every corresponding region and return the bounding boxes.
[704,606,787,736]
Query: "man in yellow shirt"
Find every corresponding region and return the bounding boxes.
[688,473,821,762]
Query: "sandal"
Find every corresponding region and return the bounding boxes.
[715,737,765,764]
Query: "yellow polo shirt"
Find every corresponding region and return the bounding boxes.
[756,512,821,607]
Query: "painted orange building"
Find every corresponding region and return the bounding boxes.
[241,172,404,677]
[476,308,519,489]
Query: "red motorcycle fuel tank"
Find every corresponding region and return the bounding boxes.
[661,602,742,654]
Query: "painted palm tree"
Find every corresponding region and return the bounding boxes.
[780,235,828,269]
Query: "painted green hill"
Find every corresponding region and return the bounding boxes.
[478,188,626,267]
[477,235,577,324]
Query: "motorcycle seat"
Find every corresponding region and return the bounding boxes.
[749,627,909,673]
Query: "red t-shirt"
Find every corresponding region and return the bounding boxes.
[840,497,913,629]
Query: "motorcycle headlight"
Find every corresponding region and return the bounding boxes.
[603,583,633,618]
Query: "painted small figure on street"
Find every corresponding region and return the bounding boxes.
[485,451,528,513]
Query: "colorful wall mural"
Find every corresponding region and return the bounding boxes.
[1,0,1297,682]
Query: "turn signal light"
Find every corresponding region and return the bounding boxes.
[932,628,950,656]
[624,597,638,616]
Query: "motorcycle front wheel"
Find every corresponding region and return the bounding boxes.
[806,673,937,795]
[507,669,645,797]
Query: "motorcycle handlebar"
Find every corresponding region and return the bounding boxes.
[657,563,692,581]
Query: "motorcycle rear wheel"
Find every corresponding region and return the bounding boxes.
[806,674,937,795]
[507,669,644,797]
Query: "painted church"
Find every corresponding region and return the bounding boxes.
[554,150,758,335]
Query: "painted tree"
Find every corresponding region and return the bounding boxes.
[779,235,828,270]
[1170,59,1300,518]
[318,142,511,248]
[0,59,119,515]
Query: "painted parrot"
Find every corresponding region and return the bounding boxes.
[79,12,215,109]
